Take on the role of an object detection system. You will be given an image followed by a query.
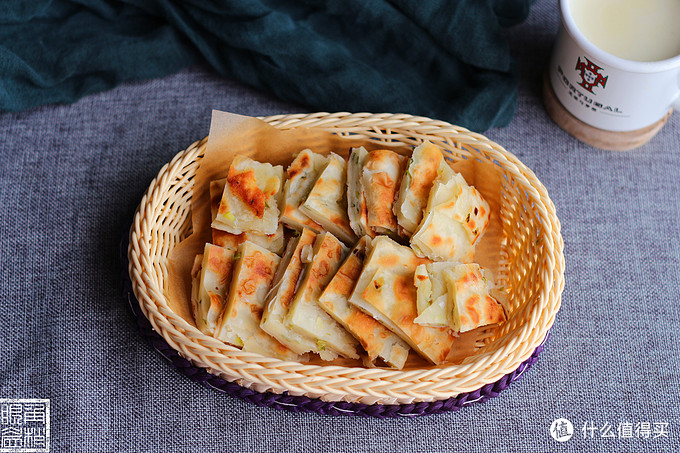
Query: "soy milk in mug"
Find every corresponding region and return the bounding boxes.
[549,0,680,132]
[571,0,680,63]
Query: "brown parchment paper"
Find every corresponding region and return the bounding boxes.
[165,110,503,368]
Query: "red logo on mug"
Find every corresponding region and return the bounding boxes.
[575,57,608,93]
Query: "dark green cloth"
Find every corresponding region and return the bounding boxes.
[0,0,533,131]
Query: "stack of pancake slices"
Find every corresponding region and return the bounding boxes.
[190,141,506,369]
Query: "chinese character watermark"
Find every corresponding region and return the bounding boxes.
[577,420,671,441]
[0,400,49,453]
[550,418,574,442]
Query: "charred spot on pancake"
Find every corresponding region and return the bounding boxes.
[227,167,266,218]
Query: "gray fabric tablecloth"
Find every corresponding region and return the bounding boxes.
[1,0,678,451]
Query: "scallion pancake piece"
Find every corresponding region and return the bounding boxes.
[286,232,359,360]
[300,153,356,245]
[214,241,298,361]
[280,149,327,232]
[394,141,455,235]
[318,237,410,369]
[260,229,323,356]
[190,243,235,336]
[348,236,456,365]
[212,155,283,235]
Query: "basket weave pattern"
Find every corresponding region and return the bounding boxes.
[128,112,565,405]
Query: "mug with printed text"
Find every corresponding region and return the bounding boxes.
[549,0,680,133]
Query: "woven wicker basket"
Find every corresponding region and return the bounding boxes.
[128,112,565,405]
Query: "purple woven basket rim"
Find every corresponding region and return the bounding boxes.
[120,222,548,418]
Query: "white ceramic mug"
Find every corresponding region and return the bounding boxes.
[549,0,680,132]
